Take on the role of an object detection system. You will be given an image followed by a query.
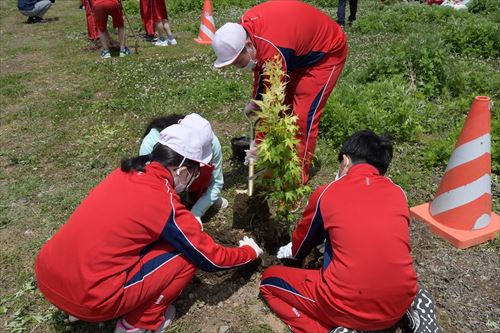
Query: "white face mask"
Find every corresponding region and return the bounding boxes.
[241,58,257,71]
[174,168,197,193]
[174,176,188,193]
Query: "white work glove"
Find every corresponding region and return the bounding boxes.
[276,242,296,260]
[194,216,203,230]
[239,236,263,258]
[316,241,325,254]
[243,100,259,117]
[244,140,258,166]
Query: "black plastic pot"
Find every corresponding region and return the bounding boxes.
[231,136,250,162]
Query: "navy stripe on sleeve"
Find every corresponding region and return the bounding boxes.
[160,205,251,272]
[294,207,326,259]
[322,238,333,270]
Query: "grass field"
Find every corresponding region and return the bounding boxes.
[0,0,499,332]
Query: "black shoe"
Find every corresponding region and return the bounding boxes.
[140,33,155,42]
[26,16,36,24]
[402,288,442,333]
[33,16,47,23]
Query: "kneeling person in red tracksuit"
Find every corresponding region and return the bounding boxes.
[92,0,130,58]
[35,122,263,332]
[260,131,435,332]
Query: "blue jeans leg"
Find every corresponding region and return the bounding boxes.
[337,0,347,25]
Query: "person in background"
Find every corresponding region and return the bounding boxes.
[35,120,263,333]
[81,0,99,43]
[18,0,54,24]
[139,0,156,42]
[151,0,177,46]
[261,130,440,333]
[92,0,130,58]
[211,0,347,185]
[140,113,228,222]
[337,0,358,28]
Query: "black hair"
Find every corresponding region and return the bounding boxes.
[142,114,185,138]
[121,143,199,173]
[337,130,393,175]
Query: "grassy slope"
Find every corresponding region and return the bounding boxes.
[0,0,498,332]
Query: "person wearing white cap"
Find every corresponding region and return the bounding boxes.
[212,0,348,184]
[34,121,263,333]
[139,113,229,222]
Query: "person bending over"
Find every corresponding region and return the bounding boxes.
[92,0,130,58]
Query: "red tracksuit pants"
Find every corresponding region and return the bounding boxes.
[260,266,333,333]
[83,0,99,40]
[111,242,196,329]
[286,47,347,184]
[140,0,155,36]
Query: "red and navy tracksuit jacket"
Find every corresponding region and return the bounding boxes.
[260,164,418,332]
[35,162,256,326]
[241,0,348,183]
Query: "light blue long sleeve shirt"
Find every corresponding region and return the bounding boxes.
[139,128,224,217]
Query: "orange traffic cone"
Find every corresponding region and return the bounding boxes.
[194,0,216,45]
[410,96,499,249]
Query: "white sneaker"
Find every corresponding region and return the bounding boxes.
[114,305,176,333]
[167,37,177,45]
[67,315,80,322]
[214,197,229,210]
[154,39,169,47]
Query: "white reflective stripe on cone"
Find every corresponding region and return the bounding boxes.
[200,24,215,40]
[430,174,491,216]
[445,133,491,172]
[474,213,491,230]
[205,15,214,25]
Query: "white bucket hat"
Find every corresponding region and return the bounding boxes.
[212,23,247,68]
[158,115,213,165]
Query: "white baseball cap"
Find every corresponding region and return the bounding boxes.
[212,23,247,68]
[158,118,213,165]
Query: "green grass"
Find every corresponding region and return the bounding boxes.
[1,0,499,332]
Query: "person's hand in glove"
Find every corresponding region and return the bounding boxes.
[193,216,203,230]
[276,242,296,260]
[316,240,325,254]
[244,140,258,166]
[243,100,259,117]
[239,236,263,258]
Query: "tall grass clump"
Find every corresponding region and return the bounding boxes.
[320,76,425,146]
[468,0,500,16]
[443,15,500,58]
[360,36,448,98]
